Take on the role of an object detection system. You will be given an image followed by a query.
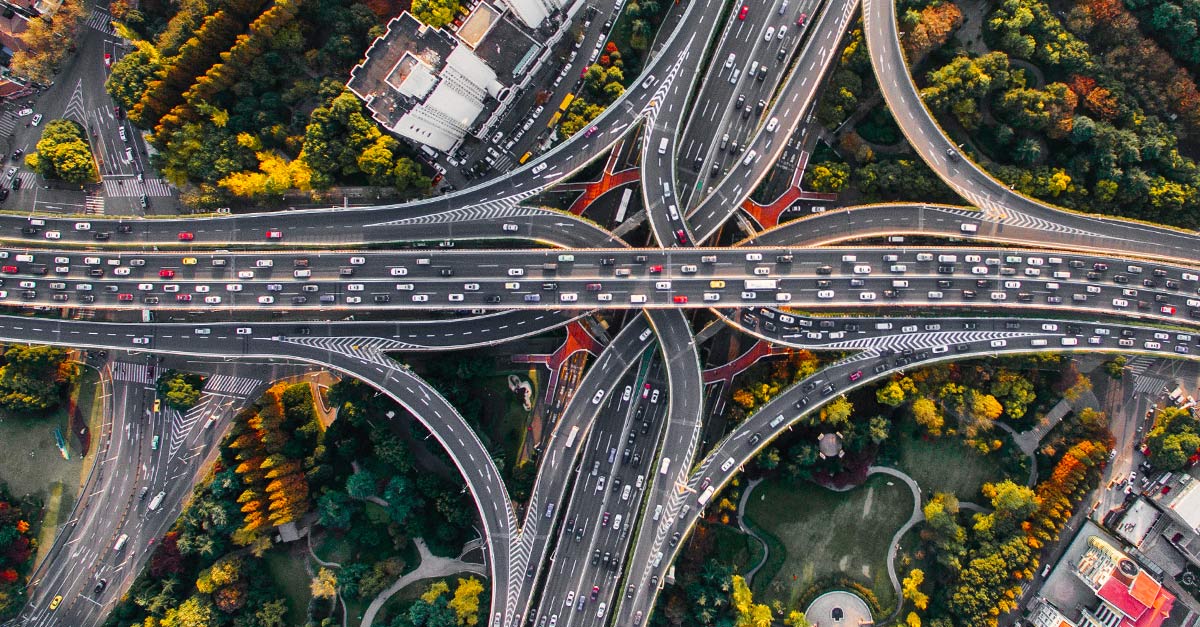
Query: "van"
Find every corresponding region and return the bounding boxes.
[652,552,664,567]
[148,491,166,511]
[770,414,786,428]
[658,137,669,154]
[960,223,978,233]
[1061,337,1079,346]
[113,534,129,552]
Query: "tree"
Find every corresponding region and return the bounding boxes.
[907,612,923,627]
[311,567,338,599]
[911,398,944,436]
[157,371,204,409]
[26,120,95,183]
[106,43,163,111]
[868,416,891,444]
[411,0,459,28]
[0,344,77,414]
[448,577,484,626]
[346,468,378,499]
[10,0,87,84]
[817,396,854,428]
[877,380,907,407]
[784,611,811,627]
[1146,406,1200,470]
[902,569,929,610]
[804,161,851,192]
[255,599,288,627]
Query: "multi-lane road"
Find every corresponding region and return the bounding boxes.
[10,0,1200,623]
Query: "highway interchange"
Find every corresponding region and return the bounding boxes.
[5,0,1200,623]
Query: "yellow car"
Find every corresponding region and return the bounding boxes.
[49,595,62,610]
[709,280,726,289]
[182,257,198,265]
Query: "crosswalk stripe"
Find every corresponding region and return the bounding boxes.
[109,361,152,384]
[86,12,115,35]
[203,374,260,396]
[102,177,173,198]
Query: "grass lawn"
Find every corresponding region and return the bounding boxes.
[314,534,354,565]
[889,426,1008,501]
[744,475,913,608]
[264,550,312,627]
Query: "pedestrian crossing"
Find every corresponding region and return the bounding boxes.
[0,111,18,137]
[110,361,153,384]
[85,194,105,215]
[86,11,115,35]
[102,177,173,198]
[8,172,36,190]
[204,374,260,396]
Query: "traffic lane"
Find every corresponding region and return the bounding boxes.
[686,0,858,240]
[511,317,655,621]
[622,336,1200,623]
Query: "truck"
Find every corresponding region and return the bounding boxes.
[744,279,778,290]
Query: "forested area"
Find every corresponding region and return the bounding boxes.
[0,345,78,415]
[899,0,1200,226]
[105,378,477,627]
[105,0,430,207]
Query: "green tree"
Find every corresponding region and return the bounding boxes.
[804,161,850,193]
[26,120,95,183]
[157,371,204,409]
[877,380,908,407]
[346,468,378,499]
[1146,406,1200,470]
[0,345,77,414]
[105,43,163,111]
[411,0,459,28]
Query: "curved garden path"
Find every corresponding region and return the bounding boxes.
[360,538,486,627]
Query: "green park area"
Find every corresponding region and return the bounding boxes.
[743,475,912,610]
[888,425,1010,501]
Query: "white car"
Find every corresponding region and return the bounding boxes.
[136,283,153,291]
[532,163,547,174]
[597,293,612,301]
[971,266,988,274]
[413,294,429,302]
[449,294,464,302]
[225,284,243,292]
[859,292,877,301]
[237,270,255,279]
[396,283,414,290]
[44,231,61,239]
[30,114,42,126]
[257,295,274,304]
[508,268,524,276]
[195,285,211,293]
[132,337,150,345]
[74,222,91,231]
[347,283,364,291]
[704,292,720,301]
[113,267,131,275]
[204,295,222,304]
[505,282,521,290]
[349,256,366,265]
[817,290,834,299]
[390,267,408,276]
[16,108,31,117]
[346,296,362,304]
[464,283,480,291]
[163,285,179,292]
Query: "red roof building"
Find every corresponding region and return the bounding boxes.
[1030,536,1175,627]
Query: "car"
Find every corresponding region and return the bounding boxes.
[675,229,688,244]
[49,595,62,610]
[849,370,863,381]
[44,230,60,239]
[159,269,175,278]
[649,265,663,273]
[673,295,688,304]
[583,125,599,138]
[132,336,150,345]
[797,11,807,25]
[94,578,108,594]
[178,232,194,241]
[182,257,197,265]
[945,148,959,162]
[265,229,283,239]
[30,114,41,126]
[1162,305,1177,315]
[738,4,749,18]
[591,586,600,600]
[15,108,31,117]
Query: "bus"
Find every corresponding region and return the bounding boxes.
[564,426,580,448]
[696,485,716,507]
[519,151,533,164]
[558,93,576,112]
[548,111,562,128]
[615,188,633,223]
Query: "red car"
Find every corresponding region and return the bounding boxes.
[1,265,16,274]
[675,229,688,245]
[642,384,651,399]
[265,229,283,239]
[104,53,112,68]
[158,269,175,278]
[649,265,663,274]
[117,293,133,301]
[176,294,192,302]
[1162,305,1177,315]
[738,5,749,19]
[583,126,599,138]
[797,12,807,25]
[591,586,600,600]
[673,295,688,304]
[849,370,863,381]
[178,232,194,241]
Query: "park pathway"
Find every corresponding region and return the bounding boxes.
[360,537,486,627]
[866,466,922,624]
[736,478,770,584]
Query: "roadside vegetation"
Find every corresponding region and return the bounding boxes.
[0,483,42,620]
[106,0,429,207]
[900,0,1200,226]
[156,370,206,410]
[104,377,477,627]
[26,120,98,184]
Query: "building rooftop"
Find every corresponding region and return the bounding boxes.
[348,12,456,129]
[1116,498,1162,547]
[471,10,540,82]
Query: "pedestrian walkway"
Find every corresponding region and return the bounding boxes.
[360,537,485,627]
[204,373,260,396]
[109,361,153,384]
[85,11,115,35]
[513,321,604,404]
[0,111,18,137]
[84,194,105,215]
[102,177,173,198]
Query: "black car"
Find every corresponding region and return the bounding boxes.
[93,579,107,594]
[94,231,110,240]
[0,188,9,201]
[794,396,809,408]
[117,223,133,233]
[20,226,35,235]
[10,176,20,190]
